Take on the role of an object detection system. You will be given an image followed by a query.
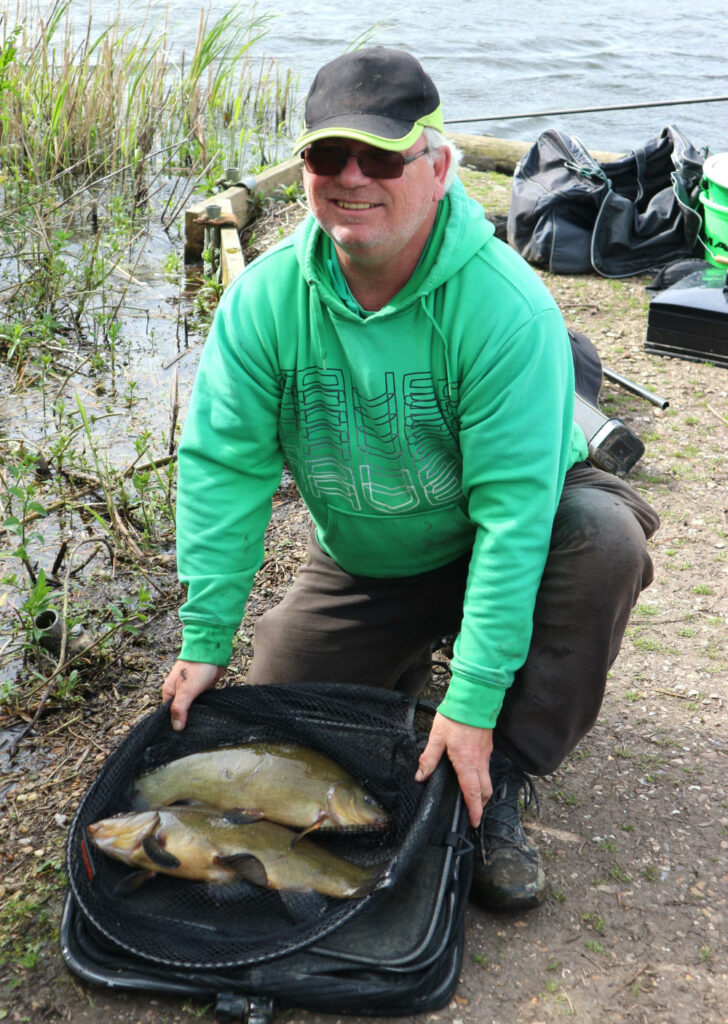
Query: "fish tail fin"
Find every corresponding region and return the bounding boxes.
[356,861,392,898]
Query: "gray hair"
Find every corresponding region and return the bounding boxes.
[423,127,462,193]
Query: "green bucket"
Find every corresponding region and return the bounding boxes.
[702,152,728,206]
[698,190,728,267]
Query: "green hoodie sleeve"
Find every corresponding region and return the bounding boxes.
[175,273,285,665]
[438,301,580,729]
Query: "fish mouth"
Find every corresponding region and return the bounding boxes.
[87,811,158,855]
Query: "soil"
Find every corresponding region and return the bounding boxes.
[1,167,727,1024]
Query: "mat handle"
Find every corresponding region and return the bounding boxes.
[215,993,275,1024]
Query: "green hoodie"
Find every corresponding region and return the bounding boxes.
[176,178,588,728]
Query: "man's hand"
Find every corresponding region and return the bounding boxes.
[415,712,494,827]
[162,660,226,731]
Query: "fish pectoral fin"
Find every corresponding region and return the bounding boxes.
[290,818,325,846]
[142,836,182,870]
[215,853,269,888]
[114,869,157,896]
[221,809,265,825]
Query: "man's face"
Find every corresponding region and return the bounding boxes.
[303,134,450,268]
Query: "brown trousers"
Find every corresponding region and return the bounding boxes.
[246,463,659,776]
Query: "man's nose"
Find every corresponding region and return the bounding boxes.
[336,153,372,184]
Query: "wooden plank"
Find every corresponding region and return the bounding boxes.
[253,156,303,196]
[220,225,245,288]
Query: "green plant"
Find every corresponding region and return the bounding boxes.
[164,250,182,282]
[582,911,605,932]
[281,181,302,202]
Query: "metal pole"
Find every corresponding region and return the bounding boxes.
[602,367,669,409]
[444,94,728,126]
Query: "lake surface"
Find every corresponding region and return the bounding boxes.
[53,0,728,157]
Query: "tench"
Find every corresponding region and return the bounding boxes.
[132,742,389,834]
[87,806,386,898]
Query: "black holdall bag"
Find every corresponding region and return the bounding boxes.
[507,125,705,277]
[61,683,473,1024]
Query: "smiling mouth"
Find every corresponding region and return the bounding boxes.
[334,200,378,210]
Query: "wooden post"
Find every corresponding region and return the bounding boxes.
[185,187,250,264]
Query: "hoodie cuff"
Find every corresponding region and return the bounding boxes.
[437,670,510,729]
[178,622,233,667]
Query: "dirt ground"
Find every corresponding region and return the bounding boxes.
[1,167,727,1024]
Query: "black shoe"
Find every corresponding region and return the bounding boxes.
[470,753,546,911]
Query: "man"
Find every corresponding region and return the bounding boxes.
[163,47,659,910]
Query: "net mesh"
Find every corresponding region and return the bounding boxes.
[66,683,447,969]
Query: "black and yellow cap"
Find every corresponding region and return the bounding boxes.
[294,47,443,154]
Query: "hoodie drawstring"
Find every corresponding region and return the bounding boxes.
[307,280,329,370]
[421,293,460,443]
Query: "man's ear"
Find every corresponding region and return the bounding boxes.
[431,146,451,202]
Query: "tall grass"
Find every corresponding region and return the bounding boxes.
[0,0,295,191]
[0,1,296,364]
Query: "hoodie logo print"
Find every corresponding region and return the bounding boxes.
[280,367,462,513]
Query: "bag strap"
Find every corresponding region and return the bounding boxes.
[633,147,646,203]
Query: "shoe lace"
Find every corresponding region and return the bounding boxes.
[475,765,540,861]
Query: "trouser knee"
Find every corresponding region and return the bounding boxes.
[495,467,658,776]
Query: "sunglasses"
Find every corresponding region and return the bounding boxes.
[302,144,430,179]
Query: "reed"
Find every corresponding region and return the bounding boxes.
[0,0,295,188]
[0,1,296,368]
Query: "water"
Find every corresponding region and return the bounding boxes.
[52,0,728,157]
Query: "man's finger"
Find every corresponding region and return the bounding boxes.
[414,733,446,782]
[170,693,191,732]
[453,765,491,827]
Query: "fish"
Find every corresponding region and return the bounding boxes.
[87,806,386,898]
[132,742,389,835]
